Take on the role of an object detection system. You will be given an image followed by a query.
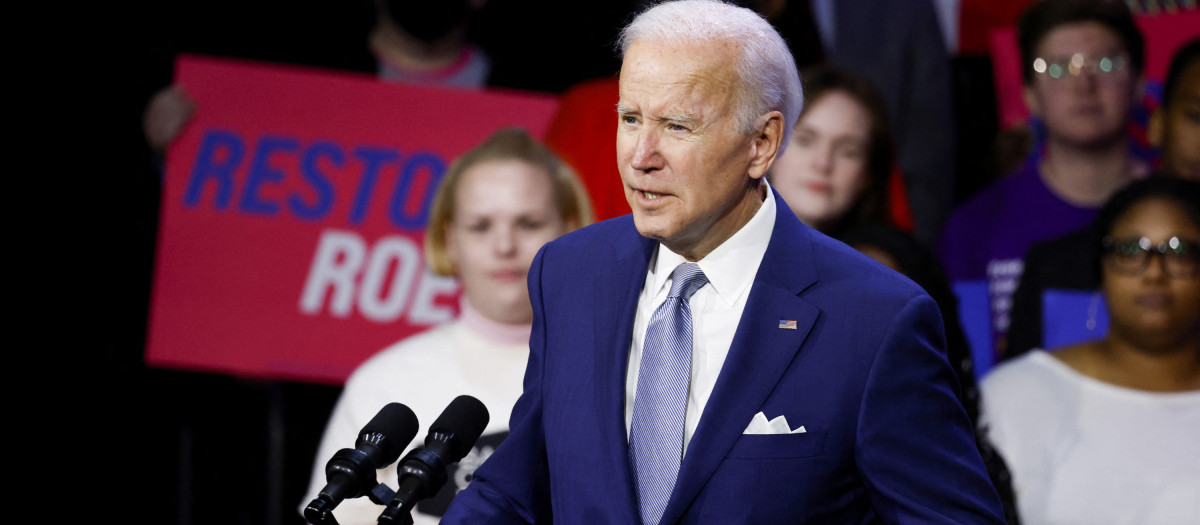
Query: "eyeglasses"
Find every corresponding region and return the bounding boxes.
[1102,235,1200,278]
[1032,53,1128,80]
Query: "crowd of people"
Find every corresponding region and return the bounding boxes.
[296,1,1198,523]
[142,0,1198,523]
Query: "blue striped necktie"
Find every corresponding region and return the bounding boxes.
[629,262,709,525]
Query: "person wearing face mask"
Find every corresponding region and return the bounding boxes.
[768,65,894,240]
[370,0,490,87]
[299,128,592,525]
[979,176,1200,525]
[144,0,490,155]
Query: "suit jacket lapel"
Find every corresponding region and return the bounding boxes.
[662,196,821,524]
[591,225,657,520]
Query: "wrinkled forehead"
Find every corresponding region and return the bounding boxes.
[619,37,743,108]
[622,36,739,76]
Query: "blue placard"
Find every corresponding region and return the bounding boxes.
[952,280,992,380]
[1042,289,1109,350]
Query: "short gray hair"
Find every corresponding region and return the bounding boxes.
[618,0,804,152]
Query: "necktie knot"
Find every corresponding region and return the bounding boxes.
[668,262,708,300]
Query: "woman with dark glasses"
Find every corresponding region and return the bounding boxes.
[978,175,1200,524]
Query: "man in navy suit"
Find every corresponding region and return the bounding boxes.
[443,1,1004,523]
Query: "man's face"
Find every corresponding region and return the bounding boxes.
[1024,22,1138,150]
[616,38,768,261]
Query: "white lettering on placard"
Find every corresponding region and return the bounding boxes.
[409,272,458,325]
[986,258,1024,333]
[299,229,366,318]
[299,229,458,323]
[358,237,420,321]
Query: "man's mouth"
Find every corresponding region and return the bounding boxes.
[642,191,663,200]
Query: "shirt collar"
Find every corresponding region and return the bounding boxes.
[459,296,533,346]
[647,180,776,306]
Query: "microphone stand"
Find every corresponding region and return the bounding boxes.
[304,482,401,525]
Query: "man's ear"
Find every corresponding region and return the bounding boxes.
[748,111,785,180]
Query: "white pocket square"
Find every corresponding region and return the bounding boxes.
[743,411,806,435]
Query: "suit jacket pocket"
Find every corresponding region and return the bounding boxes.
[726,431,827,459]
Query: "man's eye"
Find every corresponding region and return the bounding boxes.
[668,123,689,132]
[621,115,638,125]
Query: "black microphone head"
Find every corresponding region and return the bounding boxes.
[358,402,420,466]
[429,395,490,462]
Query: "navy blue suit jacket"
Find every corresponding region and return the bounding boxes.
[444,193,1004,524]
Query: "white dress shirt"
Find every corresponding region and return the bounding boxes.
[624,181,777,455]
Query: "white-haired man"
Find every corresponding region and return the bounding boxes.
[443,1,1004,523]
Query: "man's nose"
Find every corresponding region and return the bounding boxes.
[631,129,664,172]
[1070,71,1100,93]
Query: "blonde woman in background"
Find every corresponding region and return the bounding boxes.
[301,128,592,525]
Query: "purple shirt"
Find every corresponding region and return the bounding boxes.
[938,155,1098,355]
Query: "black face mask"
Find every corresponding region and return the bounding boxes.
[385,0,470,43]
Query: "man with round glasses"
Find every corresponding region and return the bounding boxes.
[1032,52,1126,79]
[938,0,1147,360]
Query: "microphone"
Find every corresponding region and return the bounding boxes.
[304,402,419,525]
[377,395,490,524]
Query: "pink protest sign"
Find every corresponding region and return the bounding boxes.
[146,55,559,384]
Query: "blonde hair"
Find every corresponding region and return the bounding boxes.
[424,128,594,276]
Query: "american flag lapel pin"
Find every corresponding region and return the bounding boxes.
[779,319,797,330]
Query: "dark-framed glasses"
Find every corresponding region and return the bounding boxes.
[1102,235,1200,277]
[1033,52,1127,80]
